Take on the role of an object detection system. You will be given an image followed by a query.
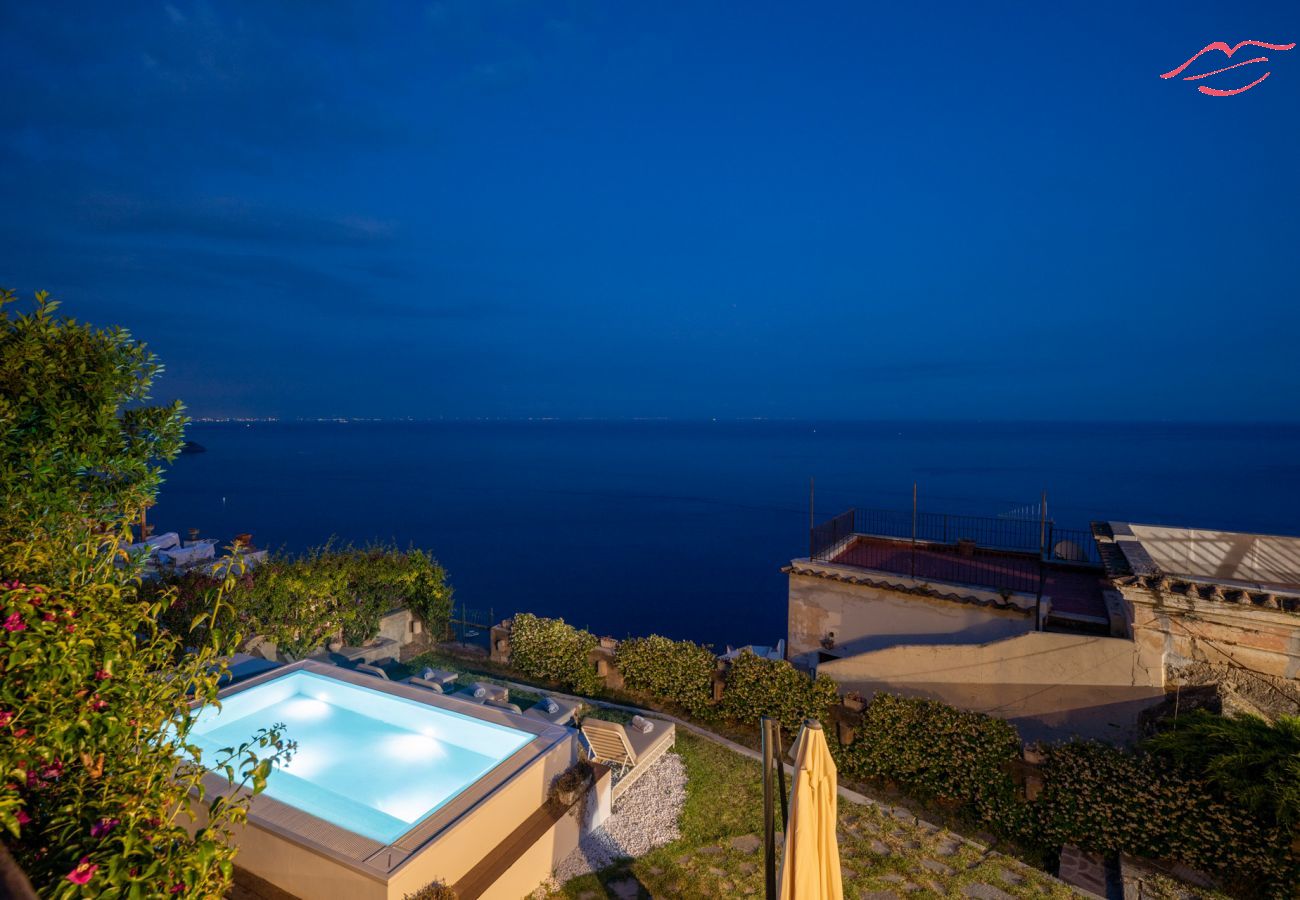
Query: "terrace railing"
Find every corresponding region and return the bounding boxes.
[809,506,1103,574]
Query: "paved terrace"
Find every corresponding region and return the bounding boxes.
[831,535,1109,622]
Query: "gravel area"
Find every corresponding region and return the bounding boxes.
[550,751,687,884]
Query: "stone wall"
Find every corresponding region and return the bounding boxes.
[1118,579,1300,682]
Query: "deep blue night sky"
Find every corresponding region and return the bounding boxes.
[2,2,1298,420]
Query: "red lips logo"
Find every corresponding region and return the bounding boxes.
[1160,40,1295,95]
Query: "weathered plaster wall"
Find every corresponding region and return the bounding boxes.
[377,606,419,647]
[1120,584,1300,682]
[819,631,1163,742]
[787,566,1033,669]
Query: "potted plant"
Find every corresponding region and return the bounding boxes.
[550,759,594,808]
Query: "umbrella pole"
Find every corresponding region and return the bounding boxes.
[762,716,777,900]
[775,724,789,830]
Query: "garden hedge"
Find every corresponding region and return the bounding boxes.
[718,649,841,734]
[1034,741,1296,896]
[833,694,1026,830]
[616,634,718,719]
[509,613,602,694]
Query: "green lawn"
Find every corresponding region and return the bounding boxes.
[543,730,1076,899]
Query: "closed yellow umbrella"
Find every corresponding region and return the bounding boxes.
[778,719,843,900]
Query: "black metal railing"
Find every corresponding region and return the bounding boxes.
[809,506,1102,580]
[838,506,1046,553]
[809,508,855,559]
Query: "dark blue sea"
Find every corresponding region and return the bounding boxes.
[151,421,1300,649]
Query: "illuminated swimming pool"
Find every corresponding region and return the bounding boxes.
[191,669,533,844]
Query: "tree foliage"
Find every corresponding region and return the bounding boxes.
[0,291,289,897]
[0,290,185,541]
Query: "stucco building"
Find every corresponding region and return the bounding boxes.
[787,508,1300,742]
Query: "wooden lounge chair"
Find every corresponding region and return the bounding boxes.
[580,716,675,795]
[355,663,389,680]
[523,695,582,726]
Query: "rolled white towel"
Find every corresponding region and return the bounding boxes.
[541,697,560,715]
[474,686,487,699]
[421,667,436,681]
[630,715,654,734]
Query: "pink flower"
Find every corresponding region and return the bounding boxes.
[66,857,98,885]
[15,809,31,826]
[3,613,25,632]
[90,817,120,838]
[0,710,12,727]
[170,884,185,894]
[94,669,111,681]
[42,612,56,622]
[88,696,108,713]
[65,623,76,633]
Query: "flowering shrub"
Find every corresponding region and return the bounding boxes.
[833,694,1025,829]
[616,635,718,719]
[509,613,601,694]
[0,292,291,896]
[0,530,292,898]
[1034,741,1296,897]
[349,546,452,645]
[718,650,840,735]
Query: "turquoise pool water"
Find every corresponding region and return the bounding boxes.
[191,671,533,843]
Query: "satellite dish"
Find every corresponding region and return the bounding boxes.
[1053,539,1085,562]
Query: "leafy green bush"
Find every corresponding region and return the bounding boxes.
[834,694,1025,828]
[1035,741,1295,896]
[616,634,718,719]
[152,543,454,658]
[1143,711,1300,832]
[509,613,601,694]
[245,544,352,658]
[372,547,453,643]
[718,650,840,735]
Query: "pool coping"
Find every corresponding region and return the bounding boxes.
[194,659,573,883]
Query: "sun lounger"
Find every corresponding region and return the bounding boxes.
[403,675,451,693]
[416,667,459,687]
[219,653,281,686]
[355,663,389,680]
[482,697,524,714]
[579,716,676,796]
[523,694,582,726]
[468,681,509,703]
